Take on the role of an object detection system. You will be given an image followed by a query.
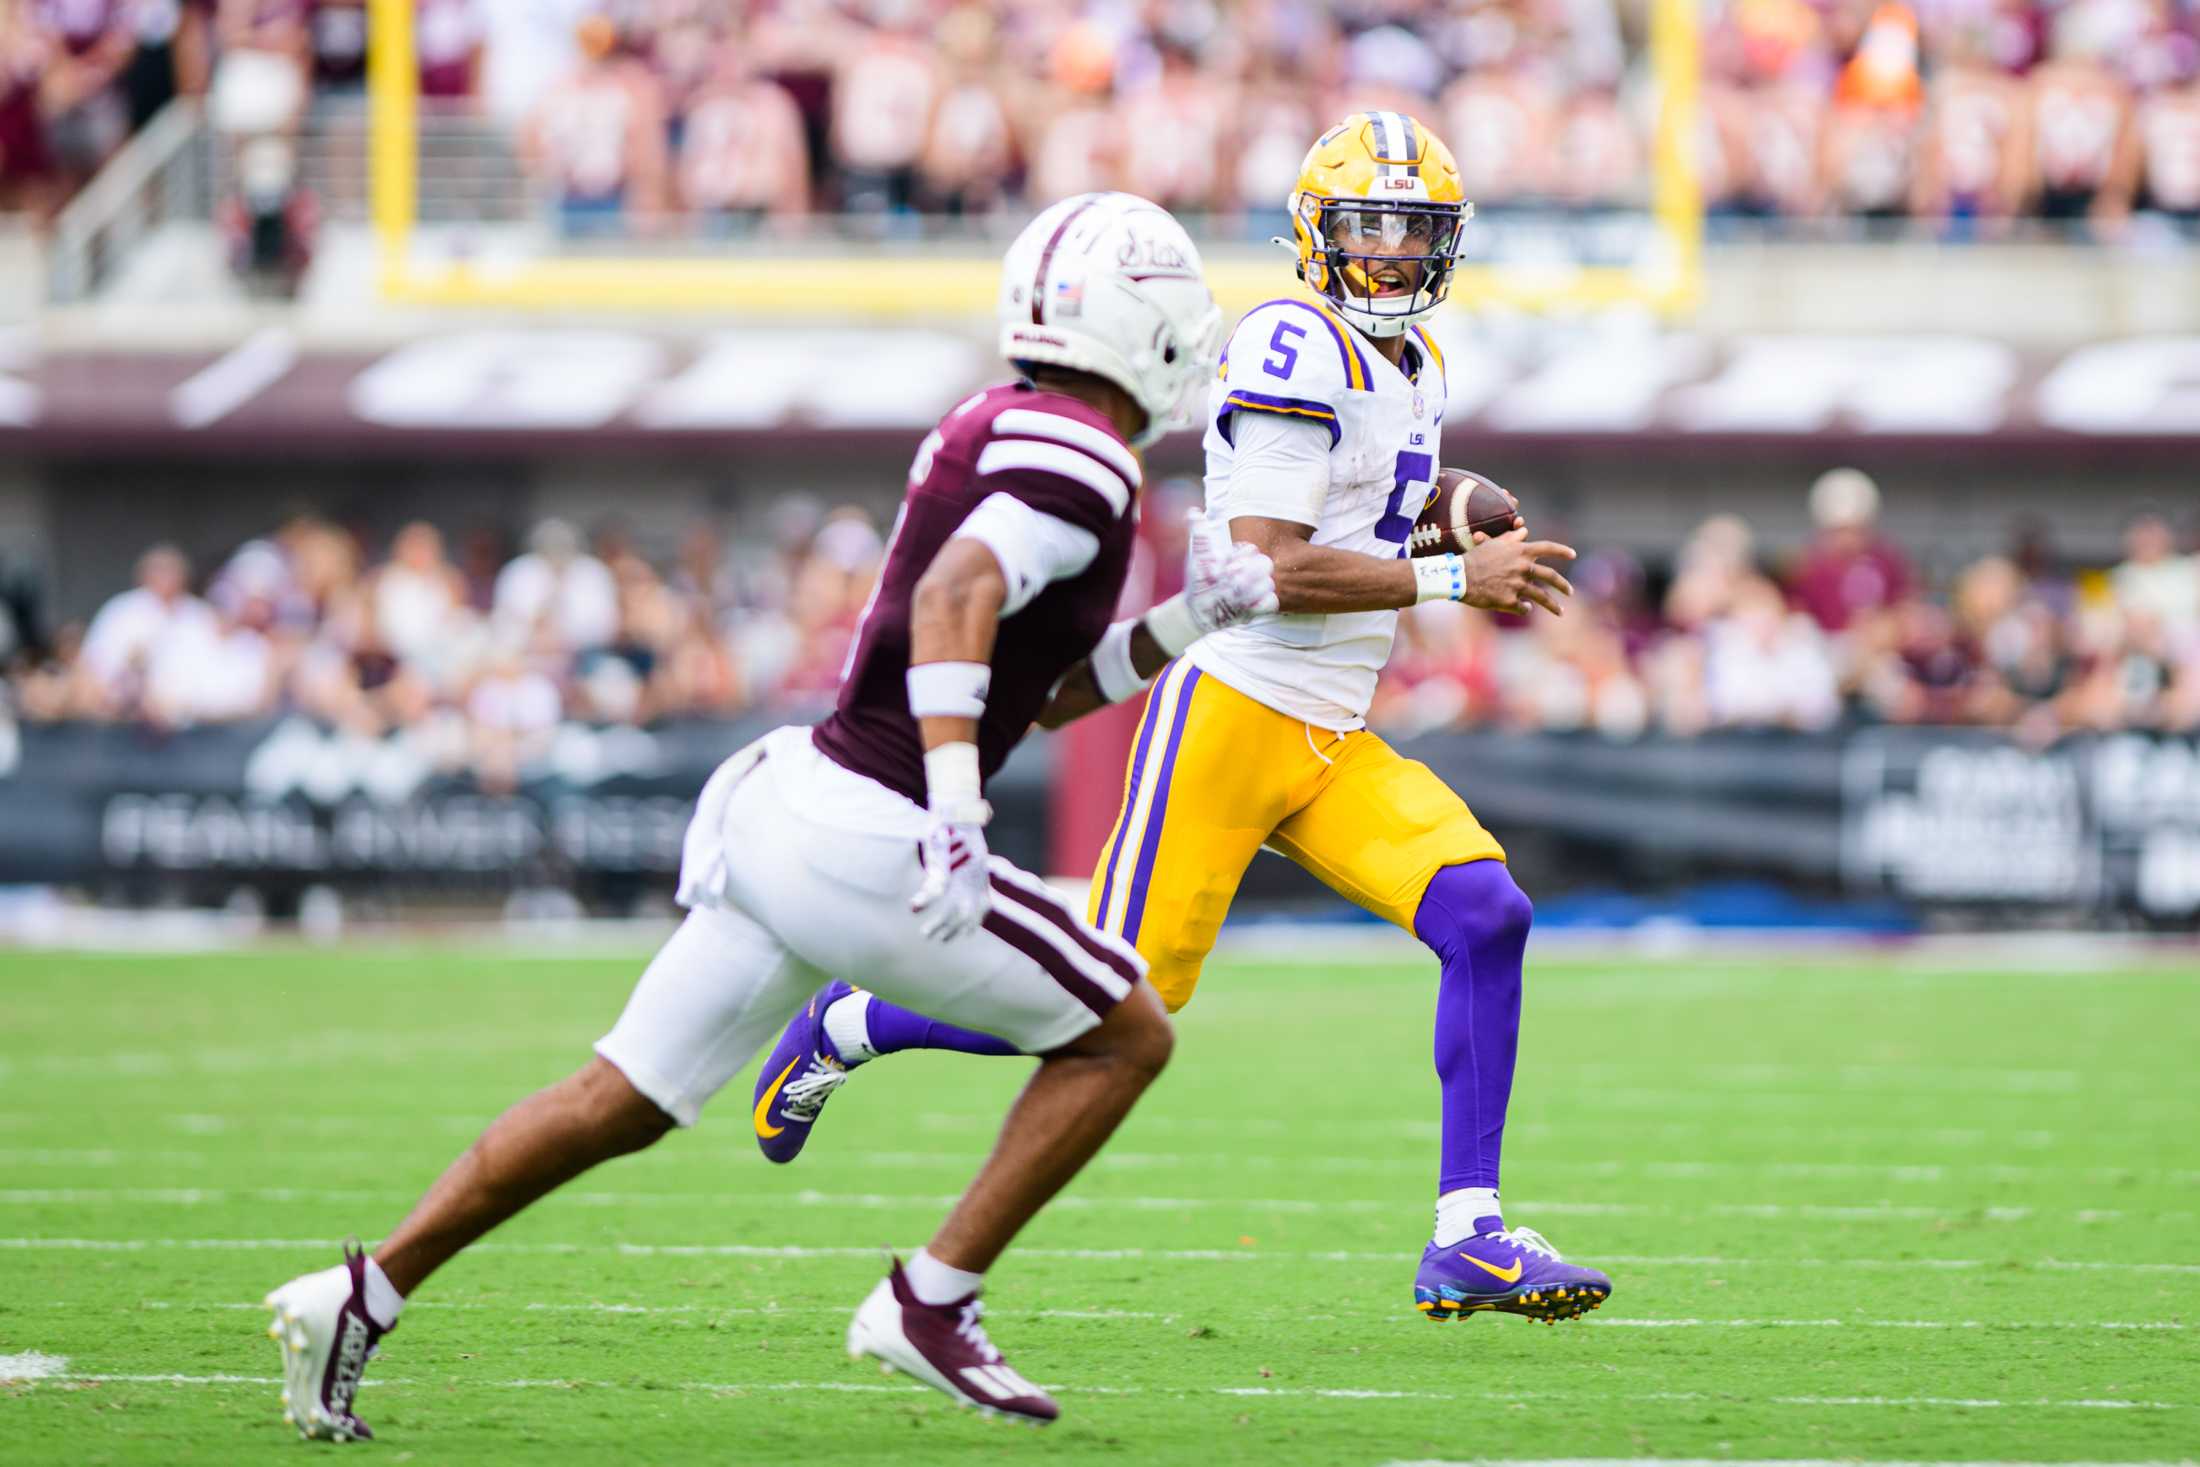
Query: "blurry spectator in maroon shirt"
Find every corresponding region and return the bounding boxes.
[1789,467,1914,634]
[1880,596,1983,724]
[0,0,61,217]
[416,0,486,103]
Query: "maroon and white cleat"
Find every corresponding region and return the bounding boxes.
[262,1242,390,1442]
[846,1258,1059,1424]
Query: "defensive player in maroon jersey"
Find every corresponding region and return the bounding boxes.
[258,193,1273,1436]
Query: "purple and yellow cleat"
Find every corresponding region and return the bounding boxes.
[1413,1226,1612,1324]
[751,980,857,1164]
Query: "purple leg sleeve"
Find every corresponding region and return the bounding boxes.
[1413,859,1530,1198]
[862,997,1022,1059]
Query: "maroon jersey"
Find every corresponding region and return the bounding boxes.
[813,382,1141,806]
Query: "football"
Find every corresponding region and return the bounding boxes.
[1409,468,1521,558]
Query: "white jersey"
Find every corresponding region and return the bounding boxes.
[1187,296,1447,729]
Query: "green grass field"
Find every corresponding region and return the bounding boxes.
[2,941,2196,1465]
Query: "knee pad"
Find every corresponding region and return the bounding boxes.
[1415,860,1533,959]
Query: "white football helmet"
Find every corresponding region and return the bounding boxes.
[998,192,1224,449]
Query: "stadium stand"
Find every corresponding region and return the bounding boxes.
[9,473,2195,797]
[8,0,2200,242]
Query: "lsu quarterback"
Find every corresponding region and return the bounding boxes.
[752,114,1611,1325]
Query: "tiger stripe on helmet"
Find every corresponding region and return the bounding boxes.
[1370,110,1421,177]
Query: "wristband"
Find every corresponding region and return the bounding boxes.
[1142,593,1203,657]
[1091,619,1151,704]
[906,660,991,719]
[922,742,991,825]
[1412,553,1468,604]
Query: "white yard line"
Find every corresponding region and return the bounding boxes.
[106,1299,1176,1322]
[16,1371,2180,1411]
[10,1143,2191,1190]
[1,1186,2187,1226]
[7,1236,2199,1272]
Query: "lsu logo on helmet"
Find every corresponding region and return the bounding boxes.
[1285,112,1472,339]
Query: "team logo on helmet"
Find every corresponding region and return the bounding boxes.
[1282,112,1472,339]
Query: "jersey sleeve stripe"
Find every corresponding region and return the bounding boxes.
[973,438,1131,517]
[1217,390,1343,448]
[990,408,1142,488]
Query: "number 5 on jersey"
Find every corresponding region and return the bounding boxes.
[1377,450,1434,554]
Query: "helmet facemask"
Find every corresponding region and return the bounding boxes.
[1295,195,1471,335]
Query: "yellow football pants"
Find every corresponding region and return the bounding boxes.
[1086,658,1506,1012]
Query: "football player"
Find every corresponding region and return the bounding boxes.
[755,114,1613,1326]
[259,192,1278,1437]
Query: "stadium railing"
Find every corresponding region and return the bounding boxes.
[47,98,216,306]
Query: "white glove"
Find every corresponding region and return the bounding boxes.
[909,746,993,946]
[911,815,991,941]
[1180,514,1281,637]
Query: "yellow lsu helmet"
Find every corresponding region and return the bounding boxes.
[1285,111,1473,338]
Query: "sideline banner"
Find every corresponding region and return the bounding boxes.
[5,717,2197,922]
[0,715,1053,893]
[1842,729,2200,921]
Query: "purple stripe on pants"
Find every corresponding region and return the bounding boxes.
[1094,660,1178,926]
[1121,665,1202,944]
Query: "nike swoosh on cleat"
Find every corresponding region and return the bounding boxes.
[1459,1253,1524,1284]
[753,1056,801,1139]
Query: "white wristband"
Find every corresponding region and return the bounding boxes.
[1142,593,1203,657]
[922,742,991,824]
[1091,619,1151,704]
[1412,553,1468,604]
[906,660,991,719]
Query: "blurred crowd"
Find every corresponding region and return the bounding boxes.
[0,504,890,790]
[1374,470,2200,740]
[6,0,2199,238]
[5,472,2199,780]
[477,0,2200,238]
